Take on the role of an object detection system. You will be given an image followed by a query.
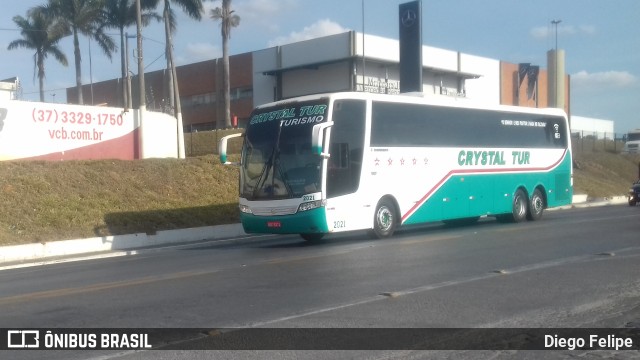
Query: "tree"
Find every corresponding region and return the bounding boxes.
[210,0,240,129]
[103,0,160,108]
[34,0,116,105]
[153,0,204,114]
[144,0,202,158]
[8,12,68,102]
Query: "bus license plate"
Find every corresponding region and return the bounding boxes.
[267,221,281,228]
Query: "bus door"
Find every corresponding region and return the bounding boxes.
[324,99,368,233]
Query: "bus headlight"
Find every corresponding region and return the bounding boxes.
[298,200,325,212]
[239,204,252,214]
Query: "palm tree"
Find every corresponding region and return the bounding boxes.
[211,0,240,129]
[103,0,160,108]
[33,0,116,105]
[8,12,68,102]
[145,0,202,158]
[151,0,203,114]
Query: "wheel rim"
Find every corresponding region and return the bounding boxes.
[532,194,543,215]
[376,206,393,232]
[514,194,526,218]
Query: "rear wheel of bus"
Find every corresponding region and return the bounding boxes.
[527,188,545,221]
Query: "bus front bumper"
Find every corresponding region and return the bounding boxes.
[240,207,329,235]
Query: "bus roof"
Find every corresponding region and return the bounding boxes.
[255,92,568,119]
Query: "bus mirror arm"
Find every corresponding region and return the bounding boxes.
[219,133,243,165]
[312,121,334,157]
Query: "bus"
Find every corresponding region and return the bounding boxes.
[623,129,640,154]
[219,92,573,241]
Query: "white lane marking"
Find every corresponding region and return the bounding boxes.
[244,246,640,328]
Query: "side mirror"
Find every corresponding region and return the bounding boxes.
[218,133,243,165]
[311,121,334,157]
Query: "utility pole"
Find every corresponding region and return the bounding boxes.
[125,33,136,110]
[166,28,185,158]
[136,0,146,158]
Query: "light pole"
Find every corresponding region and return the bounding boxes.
[89,39,94,105]
[361,0,365,92]
[551,19,562,110]
[551,19,562,51]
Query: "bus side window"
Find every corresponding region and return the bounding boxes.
[329,143,349,169]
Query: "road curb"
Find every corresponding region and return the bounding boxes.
[0,223,247,265]
[550,195,628,210]
[0,195,631,266]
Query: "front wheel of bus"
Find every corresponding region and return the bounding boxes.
[372,198,397,238]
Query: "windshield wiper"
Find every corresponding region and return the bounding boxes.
[253,120,292,199]
[274,153,294,198]
[250,161,270,199]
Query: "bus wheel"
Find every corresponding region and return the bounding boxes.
[527,188,545,221]
[511,189,528,223]
[372,198,397,238]
[300,233,324,242]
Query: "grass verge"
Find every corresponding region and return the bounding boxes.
[0,141,638,246]
[573,152,640,199]
[0,155,239,245]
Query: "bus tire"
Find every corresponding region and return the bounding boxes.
[300,233,324,242]
[498,189,528,223]
[527,188,545,221]
[511,189,528,223]
[372,198,397,238]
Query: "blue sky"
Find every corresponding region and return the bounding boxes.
[1,0,638,133]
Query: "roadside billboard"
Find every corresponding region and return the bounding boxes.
[0,100,178,161]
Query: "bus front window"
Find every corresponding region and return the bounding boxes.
[241,100,328,201]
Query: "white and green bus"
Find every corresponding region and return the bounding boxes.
[219,92,572,241]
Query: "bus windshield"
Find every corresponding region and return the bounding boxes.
[240,99,329,200]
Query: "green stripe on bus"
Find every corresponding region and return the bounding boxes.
[404,156,572,225]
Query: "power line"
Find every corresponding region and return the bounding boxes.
[142,35,165,46]
[0,27,47,33]
[145,51,166,69]
[21,86,69,95]
[2,28,166,47]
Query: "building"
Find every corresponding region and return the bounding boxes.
[0,77,19,101]
[67,54,253,131]
[68,31,570,131]
[571,115,615,139]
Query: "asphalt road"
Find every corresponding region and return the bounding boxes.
[2,205,640,359]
